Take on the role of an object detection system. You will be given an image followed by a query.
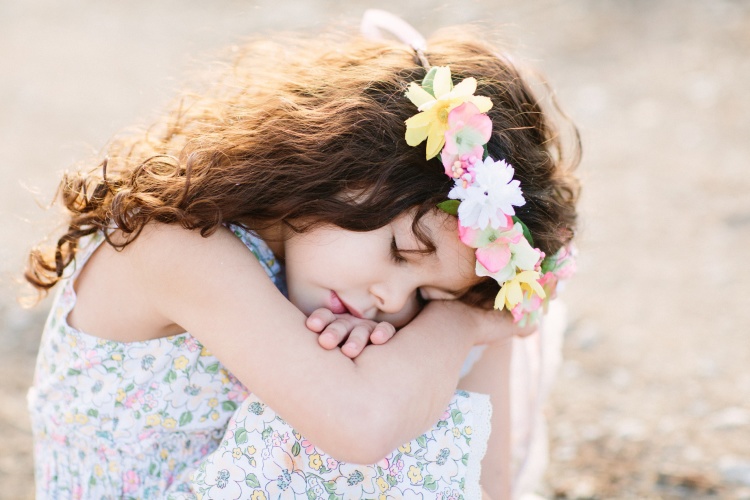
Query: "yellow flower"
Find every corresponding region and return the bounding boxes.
[208,398,218,408]
[376,477,389,493]
[452,427,460,438]
[247,446,256,455]
[200,347,212,357]
[168,458,176,471]
[309,453,323,470]
[160,449,169,460]
[249,457,256,467]
[407,465,423,484]
[162,417,178,429]
[75,413,89,424]
[251,491,267,500]
[173,355,189,371]
[68,337,77,348]
[405,66,493,160]
[211,412,219,421]
[146,414,162,427]
[111,353,122,361]
[494,270,545,311]
[109,462,119,473]
[64,413,74,424]
[464,426,473,435]
[232,447,242,459]
[94,464,104,477]
[398,443,411,454]
[115,389,126,403]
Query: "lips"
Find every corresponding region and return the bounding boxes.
[329,291,348,314]
[329,291,363,318]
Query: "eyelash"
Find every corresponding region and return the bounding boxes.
[390,236,407,263]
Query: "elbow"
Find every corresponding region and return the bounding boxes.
[318,401,404,465]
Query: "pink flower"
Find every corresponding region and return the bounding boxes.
[442,102,492,175]
[122,470,140,494]
[326,457,338,469]
[300,439,316,455]
[458,218,521,274]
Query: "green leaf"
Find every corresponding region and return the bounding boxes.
[292,441,301,457]
[437,199,460,216]
[261,427,272,440]
[421,67,439,97]
[416,435,427,449]
[307,490,317,500]
[67,368,81,376]
[222,400,238,412]
[163,370,177,384]
[512,216,534,247]
[324,481,337,494]
[424,475,438,491]
[462,453,469,466]
[87,409,99,418]
[179,411,193,427]
[245,473,260,488]
[205,362,220,374]
[235,428,248,445]
[451,409,464,425]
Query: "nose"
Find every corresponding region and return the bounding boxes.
[370,281,415,315]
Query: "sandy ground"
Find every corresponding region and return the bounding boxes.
[1,0,749,498]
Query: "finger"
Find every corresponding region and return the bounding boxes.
[341,325,373,359]
[369,322,396,345]
[318,319,353,350]
[306,308,336,333]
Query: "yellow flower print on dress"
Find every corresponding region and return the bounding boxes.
[309,453,323,470]
[173,355,189,371]
[407,465,423,484]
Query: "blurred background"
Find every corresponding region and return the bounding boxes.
[1,0,749,498]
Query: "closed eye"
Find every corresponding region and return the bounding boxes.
[390,236,407,264]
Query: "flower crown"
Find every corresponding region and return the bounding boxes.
[404,66,575,326]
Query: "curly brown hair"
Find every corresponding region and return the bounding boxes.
[25,28,580,308]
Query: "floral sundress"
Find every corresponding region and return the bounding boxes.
[28,226,495,499]
[27,227,282,498]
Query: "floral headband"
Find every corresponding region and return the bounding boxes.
[404,66,575,326]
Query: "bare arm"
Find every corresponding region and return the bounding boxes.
[130,224,514,463]
[459,339,514,499]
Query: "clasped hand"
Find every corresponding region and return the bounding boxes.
[305,308,397,358]
[306,300,536,359]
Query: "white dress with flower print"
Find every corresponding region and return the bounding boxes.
[177,391,491,500]
[27,226,283,498]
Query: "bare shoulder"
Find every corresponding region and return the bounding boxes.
[69,223,259,342]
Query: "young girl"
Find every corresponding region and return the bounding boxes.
[25,18,579,500]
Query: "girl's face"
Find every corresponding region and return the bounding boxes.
[280,211,480,325]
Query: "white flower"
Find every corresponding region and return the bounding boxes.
[200,450,248,499]
[448,157,525,230]
[423,427,464,480]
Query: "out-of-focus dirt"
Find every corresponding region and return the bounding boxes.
[1,1,748,498]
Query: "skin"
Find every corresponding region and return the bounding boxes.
[68,211,520,468]
[266,210,480,357]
